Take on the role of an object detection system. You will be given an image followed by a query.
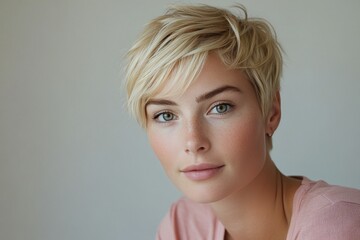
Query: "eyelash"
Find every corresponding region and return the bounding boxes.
[208,102,234,115]
[152,102,234,123]
[153,111,177,123]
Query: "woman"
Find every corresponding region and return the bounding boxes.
[125,3,360,239]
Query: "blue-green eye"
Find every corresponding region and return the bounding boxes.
[209,103,233,114]
[154,112,176,122]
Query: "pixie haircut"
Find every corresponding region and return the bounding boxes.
[125,4,283,129]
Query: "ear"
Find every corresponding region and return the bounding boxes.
[266,91,281,136]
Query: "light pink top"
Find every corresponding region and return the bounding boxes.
[156,177,360,239]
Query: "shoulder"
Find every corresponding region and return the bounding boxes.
[156,197,224,240]
[290,178,360,239]
[302,179,360,205]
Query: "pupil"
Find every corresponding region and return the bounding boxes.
[217,105,226,113]
[164,113,172,120]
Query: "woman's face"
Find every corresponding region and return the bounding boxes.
[146,54,278,203]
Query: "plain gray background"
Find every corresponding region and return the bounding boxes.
[1,0,359,239]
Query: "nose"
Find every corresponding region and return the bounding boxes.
[183,120,210,154]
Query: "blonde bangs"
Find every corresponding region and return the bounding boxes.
[127,52,207,127]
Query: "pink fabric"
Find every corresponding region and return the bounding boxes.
[156,177,360,239]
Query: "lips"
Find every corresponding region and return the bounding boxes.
[180,163,224,181]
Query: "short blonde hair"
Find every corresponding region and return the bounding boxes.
[125,4,283,130]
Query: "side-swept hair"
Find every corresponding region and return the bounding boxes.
[125,4,283,143]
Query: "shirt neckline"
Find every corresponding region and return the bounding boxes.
[219,176,313,240]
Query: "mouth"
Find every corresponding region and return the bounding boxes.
[180,163,225,181]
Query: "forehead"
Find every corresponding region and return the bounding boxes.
[150,54,248,100]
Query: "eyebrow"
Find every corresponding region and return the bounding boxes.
[146,99,178,106]
[146,85,241,107]
[195,85,241,103]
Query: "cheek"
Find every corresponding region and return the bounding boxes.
[220,116,267,170]
[148,131,177,170]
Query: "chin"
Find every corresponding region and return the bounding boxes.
[180,184,231,204]
[185,194,223,204]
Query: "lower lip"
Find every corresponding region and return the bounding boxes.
[182,166,224,181]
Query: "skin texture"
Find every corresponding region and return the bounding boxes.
[146,54,301,239]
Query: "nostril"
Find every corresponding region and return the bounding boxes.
[185,146,207,154]
[198,146,206,151]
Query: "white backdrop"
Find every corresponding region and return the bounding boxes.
[0,0,359,239]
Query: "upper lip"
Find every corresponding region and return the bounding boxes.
[180,163,225,172]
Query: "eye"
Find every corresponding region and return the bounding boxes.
[153,111,177,122]
[209,103,233,114]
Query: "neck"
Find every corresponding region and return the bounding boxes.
[209,158,300,240]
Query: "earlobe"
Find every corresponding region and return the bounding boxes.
[266,91,281,136]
